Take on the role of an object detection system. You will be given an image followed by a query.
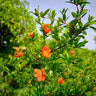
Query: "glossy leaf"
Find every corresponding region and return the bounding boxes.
[63,14,66,21]
[40,11,44,17]
[81,12,87,18]
[69,19,78,26]
[34,8,39,16]
[43,9,50,16]
[52,10,56,18]
[80,9,88,15]
[58,17,64,23]
[90,26,96,32]
[71,12,77,18]
[77,40,88,47]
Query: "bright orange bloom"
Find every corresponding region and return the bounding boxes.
[34,69,45,82]
[15,47,20,51]
[14,50,23,57]
[42,24,51,34]
[29,32,33,38]
[14,50,19,57]
[41,47,51,58]
[18,52,23,57]
[28,81,31,84]
[70,50,74,56]
[58,76,64,84]
[14,47,25,57]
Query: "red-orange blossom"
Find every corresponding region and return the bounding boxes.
[58,76,64,84]
[42,24,51,34]
[34,69,45,82]
[41,46,51,58]
[29,32,33,38]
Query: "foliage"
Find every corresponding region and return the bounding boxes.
[0,0,36,53]
[0,0,96,96]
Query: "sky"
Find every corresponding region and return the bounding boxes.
[27,0,96,50]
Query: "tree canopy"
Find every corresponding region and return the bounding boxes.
[0,0,36,54]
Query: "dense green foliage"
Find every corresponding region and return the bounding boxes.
[0,0,96,96]
[0,43,96,95]
[0,0,36,53]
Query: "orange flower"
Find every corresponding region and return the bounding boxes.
[28,81,31,84]
[42,24,51,34]
[73,61,76,64]
[70,50,74,56]
[29,32,33,38]
[14,50,18,57]
[41,47,51,58]
[58,76,64,84]
[14,47,26,52]
[15,47,20,51]
[14,50,23,57]
[18,52,23,57]
[22,47,26,52]
[34,69,45,82]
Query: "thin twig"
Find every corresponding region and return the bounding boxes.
[39,16,67,25]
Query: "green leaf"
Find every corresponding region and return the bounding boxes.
[49,70,53,77]
[65,1,74,4]
[81,12,87,18]
[79,1,90,6]
[83,21,96,28]
[63,14,66,21]
[35,8,38,13]
[69,19,78,26]
[88,15,94,22]
[77,0,82,4]
[78,35,85,39]
[31,88,37,96]
[58,17,64,23]
[36,17,41,24]
[44,71,49,78]
[34,8,39,16]
[71,12,77,18]
[81,9,88,15]
[43,9,50,16]
[77,40,88,48]
[82,31,87,35]
[81,1,90,5]
[59,54,65,60]
[78,21,83,28]
[34,13,39,16]
[90,26,96,32]
[81,4,86,12]
[40,11,44,17]
[52,10,56,18]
